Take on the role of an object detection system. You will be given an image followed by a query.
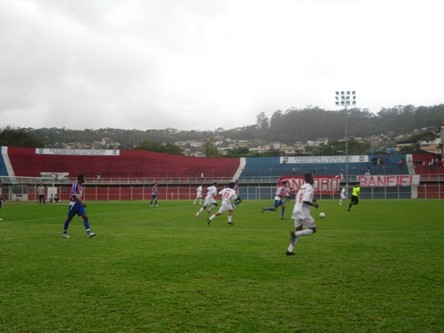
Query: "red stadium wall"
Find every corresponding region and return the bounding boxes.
[6,147,240,179]
[417,184,444,199]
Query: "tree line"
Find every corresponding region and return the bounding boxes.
[1,104,443,155]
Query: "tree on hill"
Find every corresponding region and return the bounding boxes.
[0,127,44,147]
[135,140,182,155]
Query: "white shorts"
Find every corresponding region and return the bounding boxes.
[292,213,316,229]
[204,198,217,207]
[217,200,233,214]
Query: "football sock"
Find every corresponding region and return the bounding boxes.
[63,220,70,232]
[83,220,90,231]
[295,229,314,237]
[288,239,298,252]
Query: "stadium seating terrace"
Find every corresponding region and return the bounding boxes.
[2,147,241,180]
[1,147,442,182]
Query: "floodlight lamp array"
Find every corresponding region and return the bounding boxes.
[335,91,357,106]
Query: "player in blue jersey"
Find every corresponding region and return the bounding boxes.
[150,182,159,207]
[233,180,242,207]
[0,179,3,220]
[62,174,96,238]
[261,180,291,219]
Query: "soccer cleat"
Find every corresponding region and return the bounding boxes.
[62,233,70,239]
[286,251,295,256]
[261,208,265,213]
[87,232,96,238]
[228,222,233,225]
[207,218,211,225]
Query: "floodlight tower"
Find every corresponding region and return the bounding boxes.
[335,90,356,191]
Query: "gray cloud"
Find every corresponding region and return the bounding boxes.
[1,0,443,131]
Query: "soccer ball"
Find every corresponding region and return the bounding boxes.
[319,212,326,218]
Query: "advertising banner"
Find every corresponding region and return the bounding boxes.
[358,175,420,187]
[35,148,120,156]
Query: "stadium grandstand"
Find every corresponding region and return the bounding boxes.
[0,146,443,201]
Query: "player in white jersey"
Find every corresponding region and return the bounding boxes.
[193,185,203,205]
[286,173,318,256]
[339,187,347,205]
[207,182,237,225]
[195,182,218,218]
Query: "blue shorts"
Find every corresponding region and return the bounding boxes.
[68,202,86,217]
[274,199,284,208]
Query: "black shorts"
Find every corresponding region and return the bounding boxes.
[351,195,359,205]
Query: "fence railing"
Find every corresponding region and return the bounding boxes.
[1,175,443,201]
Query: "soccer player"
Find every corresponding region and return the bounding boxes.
[37,184,46,204]
[339,186,347,205]
[0,179,3,220]
[233,180,242,207]
[193,185,203,205]
[150,182,159,207]
[62,174,96,238]
[348,183,361,212]
[287,173,318,256]
[207,182,237,225]
[195,182,218,218]
[261,180,291,219]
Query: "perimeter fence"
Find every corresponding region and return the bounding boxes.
[1,175,443,201]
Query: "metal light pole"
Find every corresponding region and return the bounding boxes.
[335,91,356,191]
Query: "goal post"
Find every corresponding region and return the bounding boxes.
[0,176,57,202]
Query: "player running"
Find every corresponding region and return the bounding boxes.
[207,182,237,225]
[261,180,291,219]
[193,185,203,205]
[348,183,361,211]
[233,180,242,208]
[339,186,347,205]
[150,182,159,207]
[286,173,318,255]
[195,182,218,218]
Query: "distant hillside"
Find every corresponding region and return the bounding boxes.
[1,104,443,149]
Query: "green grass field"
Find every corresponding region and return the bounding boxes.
[0,199,443,333]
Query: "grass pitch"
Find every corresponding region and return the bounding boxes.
[0,199,443,332]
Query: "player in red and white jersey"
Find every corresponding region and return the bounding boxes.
[261,180,291,219]
[207,182,237,225]
[286,173,319,255]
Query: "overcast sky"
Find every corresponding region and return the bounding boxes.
[1,0,443,131]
